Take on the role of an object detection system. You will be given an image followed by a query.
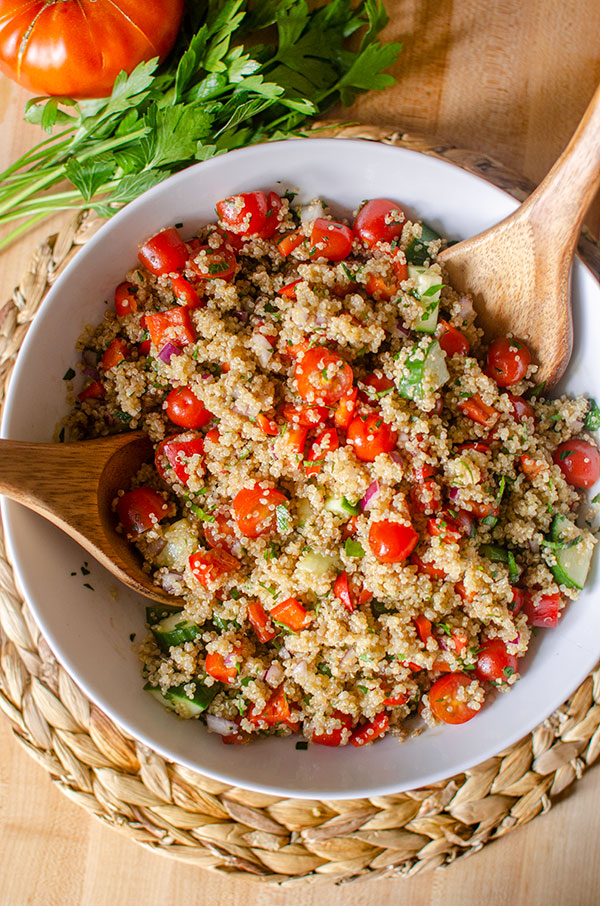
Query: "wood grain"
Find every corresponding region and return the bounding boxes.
[0,0,600,903]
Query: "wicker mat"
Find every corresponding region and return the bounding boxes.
[1,126,600,884]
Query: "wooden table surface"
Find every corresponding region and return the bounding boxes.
[1,2,600,903]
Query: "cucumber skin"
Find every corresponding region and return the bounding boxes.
[549,514,592,590]
[150,613,201,653]
[144,681,219,717]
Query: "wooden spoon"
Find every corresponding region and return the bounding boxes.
[439,82,600,386]
[0,431,175,604]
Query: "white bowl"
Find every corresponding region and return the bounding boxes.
[2,139,600,799]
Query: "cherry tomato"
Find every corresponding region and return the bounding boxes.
[138,227,188,276]
[116,487,173,536]
[438,319,470,357]
[203,513,237,553]
[114,281,137,316]
[427,513,463,544]
[295,347,353,405]
[346,412,398,462]
[410,549,447,579]
[247,600,276,644]
[458,394,499,428]
[232,484,287,538]
[255,413,279,436]
[308,218,354,261]
[409,478,442,515]
[277,228,306,257]
[369,520,419,563]
[165,386,213,429]
[553,439,600,488]
[189,548,240,586]
[333,571,372,614]
[171,273,203,309]
[216,191,268,235]
[154,433,205,485]
[100,337,130,371]
[350,712,389,746]
[145,307,196,349]
[510,587,526,615]
[256,192,283,239]
[475,638,519,684]
[519,454,546,478]
[279,279,302,299]
[270,597,312,631]
[284,424,309,458]
[365,256,408,300]
[305,427,339,476]
[361,373,395,401]
[248,686,291,726]
[282,403,329,427]
[353,198,405,248]
[334,387,358,430]
[429,673,481,724]
[411,463,436,482]
[485,337,531,387]
[413,614,432,643]
[382,690,409,707]
[205,651,238,684]
[454,581,475,603]
[78,379,104,402]
[455,442,491,454]
[312,710,353,746]
[506,393,535,422]
[523,591,561,628]
[189,244,237,282]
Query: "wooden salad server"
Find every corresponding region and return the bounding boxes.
[0,431,174,604]
[439,81,600,386]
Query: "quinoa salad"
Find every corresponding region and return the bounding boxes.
[64,190,600,747]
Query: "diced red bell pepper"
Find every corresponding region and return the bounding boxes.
[257,413,279,436]
[413,614,432,643]
[205,651,238,684]
[271,597,312,631]
[248,685,291,726]
[146,307,196,349]
[78,379,105,401]
[279,278,302,299]
[247,600,276,643]
[101,337,130,371]
[458,394,499,428]
[312,710,353,746]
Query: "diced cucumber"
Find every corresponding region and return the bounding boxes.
[146,603,183,625]
[396,339,449,402]
[144,681,219,718]
[405,224,441,266]
[297,550,339,576]
[548,514,593,590]
[154,518,198,568]
[479,543,520,583]
[408,264,442,333]
[150,612,201,652]
[324,495,361,518]
[296,496,313,529]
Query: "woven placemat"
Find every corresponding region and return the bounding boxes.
[1,125,600,884]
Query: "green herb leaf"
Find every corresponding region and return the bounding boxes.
[276,504,290,533]
[586,398,600,431]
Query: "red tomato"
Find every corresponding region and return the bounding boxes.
[369,520,419,563]
[410,549,447,579]
[309,218,354,261]
[455,442,491,454]
[458,394,499,428]
[429,673,481,724]
[506,393,535,422]
[305,427,339,476]
[411,463,436,482]
[114,281,137,316]
[256,192,282,239]
[232,484,287,538]
[282,403,329,427]
[100,337,130,371]
[189,548,240,587]
[350,712,389,747]
[454,581,475,603]
[523,591,561,628]
[475,638,519,684]
[248,686,291,726]
[362,373,395,401]
[409,478,442,515]
[382,690,409,707]
[510,586,526,615]
[203,513,237,553]
[353,198,405,248]
[312,710,353,747]
[154,433,205,485]
[553,439,600,488]
[333,571,372,614]
[77,379,104,402]
[485,337,531,386]
[138,227,188,276]
[342,515,359,540]
[216,191,268,235]
[346,413,398,462]
[270,597,312,631]
[519,454,546,478]
[256,413,279,436]
[171,274,203,309]
[0,0,183,98]
[365,256,408,300]
[277,228,306,257]
[146,307,196,349]
[438,319,470,357]
[284,424,309,459]
[205,651,238,684]
[247,600,276,644]
[334,387,358,430]
[427,513,462,544]
[413,614,432,643]
[295,347,353,405]
[279,278,302,299]
[189,245,237,282]
[165,386,213,429]
[116,487,173,536]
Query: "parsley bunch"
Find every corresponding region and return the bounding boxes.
[0,0,401,249]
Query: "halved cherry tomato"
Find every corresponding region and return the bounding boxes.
[282,403,329,427]
[116,487,173,536]
[350,711,389,746]
[506,393,535,422]
[452,629,469,656]
[247,600,276,643]
[248,686,291,726]
[189,548,240,586]
[382,691,409,707]
[353,198,405,248]
[458,394,499,428]
[205,651,238,684]
[138,227,188,276]
[284,424,309,459]
[171,273,203,309]
[309,218,354,261]
[369,520,419,563]
[486,337,531,387]
[429,673,481,724]
[233,484,287,538]
[279,278,302,299]
[295,347,353,405]
[412,463,436,482]
[454,581,475,603]
[510,587,526,615]
[256,192,283,239]
[342,515,359,540]
[277,228,306,257]
[519,454,546,478]
[334,387,358,430]
[203,513,237,553]
[114,281,137,316]
[523,591,561,628]
[165,386,213,429]
[438,319,470,357]
[427,513,462,544]
[216,191,268,235]
[346,412,398,462]
[365,256,408,300]
[256,413,279,436]
[455,442,491,454]
[154,433,205,485]
[333,571,372,614]
[146,307,196,349]
[189,245,237,282]
[281,337,310,360]
[305,427,339,477]
[553,439,600,488]
[77,379,104,402]
[361,373,395,401]
[414,614,432,644]
[475,638,519,684]
[410,549,447,579]
[204,427,220,445]
[270,597,312,631]
[312,710,353,746]
[409,479,442,515]
[100,337,130,371]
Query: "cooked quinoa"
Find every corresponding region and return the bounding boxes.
[64,191,600,746]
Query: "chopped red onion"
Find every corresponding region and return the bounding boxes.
[104,413,115,427]
[83,366,100,381]
[457,295,474,319]
[265,662,284,688]
[279,646,291,660]
[339,648,357,669]
[145,537,166,559]
[158,341,182,364]
[454,510,474,535]
[160,570,184,594]
[234,310,248,323]
[206,714,239,736]
[396,322,410,337]
[448,487,459,500]
[290,660,309,682]
[389,451,403,465]
[528,538,540,555]
[82,348,98,366]
[360,480,379,512]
